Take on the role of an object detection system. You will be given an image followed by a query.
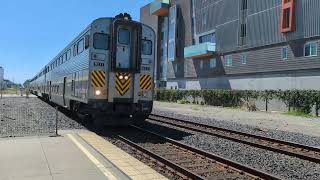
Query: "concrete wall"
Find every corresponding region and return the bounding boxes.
[167,69,320,90]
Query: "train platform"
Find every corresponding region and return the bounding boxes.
[0,131,167,180]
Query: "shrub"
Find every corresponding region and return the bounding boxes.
[154,89,320,114]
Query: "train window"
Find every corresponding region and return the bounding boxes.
[77,39,84,54]
[93,33,109,50]
[118,28,130,45]
[64,53,67,62]
[67,49,71,60]
[142,40,152,55]
[85,35,90,49]
[73,44,77,56]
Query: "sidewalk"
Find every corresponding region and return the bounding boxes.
[0,94,36,98]
[0,134,128,180]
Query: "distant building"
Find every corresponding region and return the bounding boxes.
[0,66,4,89]
[3,79,17,88]
[141,0,320,90]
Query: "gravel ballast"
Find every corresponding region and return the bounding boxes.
[140,120,320,180]
[153,101,320,137]
[0,97,85,137]
[153,102,320,147]
[150,102,320,179]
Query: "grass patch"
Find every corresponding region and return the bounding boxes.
[1,87,20,95]
[177,99,190,104]
[283,111,314,118]
[225,106,241,110]
[191,106,200,111]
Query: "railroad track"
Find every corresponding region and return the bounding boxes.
[117,125,280,180]
[148,114,320,164]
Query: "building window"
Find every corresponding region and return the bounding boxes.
[210,58,216,68]
[168,41,175,60]
[304,42,318,57]
[240,24,247,38]
[174,63,178,72]
[160,32,164,41]
[199,33,216,43]
[168,5,177,62]
[241,54,247,64]
[280,0,295,33]
[282,47,288,60]
[240,0,248,10]
[202,12,208,26]
[225,55,233,66]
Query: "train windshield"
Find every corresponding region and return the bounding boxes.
[93,33,109,50]
[116,28,131,69]
[118,29,130,45]
[142,40,152,55]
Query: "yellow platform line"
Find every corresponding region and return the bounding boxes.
[79,132,168,180]
[67,134,118,180]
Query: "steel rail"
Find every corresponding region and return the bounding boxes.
[120,125,281,180]
[148,114,320,164]
[118,135,204,180]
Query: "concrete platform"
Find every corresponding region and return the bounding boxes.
[0,132,167,180]
[0,134,128,180]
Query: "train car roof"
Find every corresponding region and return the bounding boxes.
[30,16,151,81]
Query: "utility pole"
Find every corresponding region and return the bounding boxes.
[0,82,2,99]
[0,66,3,98]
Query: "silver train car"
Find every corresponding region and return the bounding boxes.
[29,14,155,125]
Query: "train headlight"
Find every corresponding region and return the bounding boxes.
[95,90,101,96]
[119,75,124,80]
[124,76,129,80]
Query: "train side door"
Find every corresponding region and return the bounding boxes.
[49,81,52,99]
[63,77,67,106]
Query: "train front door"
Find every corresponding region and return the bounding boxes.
[112,18,141,100]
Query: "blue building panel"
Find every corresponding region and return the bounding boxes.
[184,42,216,59]
[150,0,170,16]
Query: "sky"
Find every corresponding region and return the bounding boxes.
[0,0,151,84]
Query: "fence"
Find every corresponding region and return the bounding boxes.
[0,107,58,138]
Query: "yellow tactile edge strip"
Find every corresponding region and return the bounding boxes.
[67,134,118,180]
[79,132,168,180]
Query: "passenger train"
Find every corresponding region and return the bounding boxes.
[29,13,155,125]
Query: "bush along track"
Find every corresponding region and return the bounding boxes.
[154,89,320,115]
